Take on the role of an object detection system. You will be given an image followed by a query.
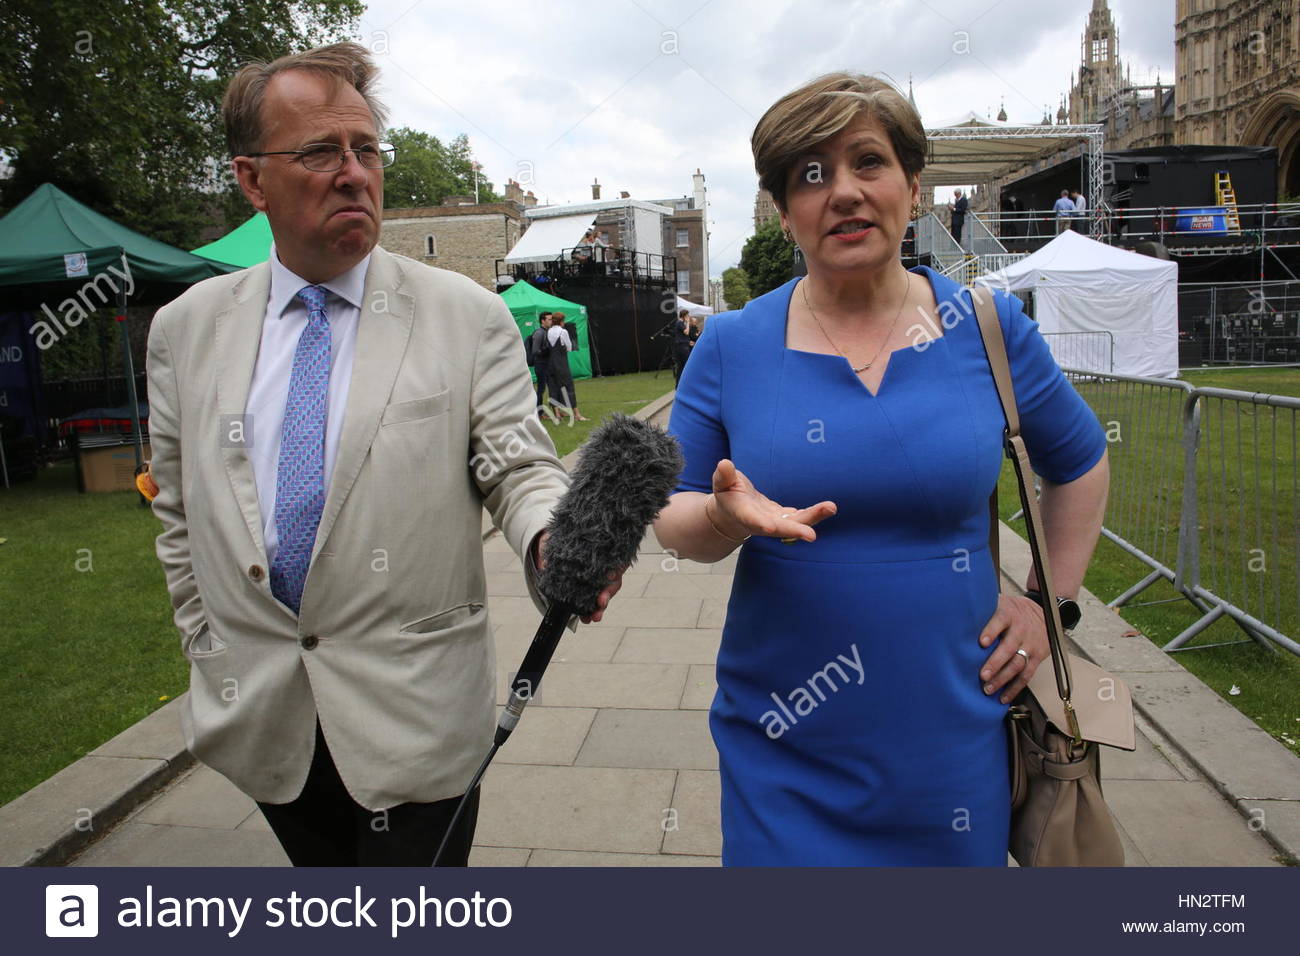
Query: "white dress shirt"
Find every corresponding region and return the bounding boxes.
[246,246,370,563]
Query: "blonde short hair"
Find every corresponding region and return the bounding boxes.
[223,41,389,157]
[752,72,926,210]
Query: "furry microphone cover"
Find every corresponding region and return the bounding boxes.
[539,414,684,616]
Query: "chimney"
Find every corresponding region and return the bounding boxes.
[524,191,537,208]
[692,168,706,211]
[592,178,601,201]
[504,178,523,205]
[619,190,630,199]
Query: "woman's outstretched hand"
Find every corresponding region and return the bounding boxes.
[709,459,837,544]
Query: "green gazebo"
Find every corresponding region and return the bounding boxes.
[500,281,591,380]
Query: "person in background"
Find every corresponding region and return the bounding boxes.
[1070,189,1088,235]
[530,311,553,411]
[1054,189,1075,233]
[672,307,694,384]
[546,312,589,421]
[949,188,967,245]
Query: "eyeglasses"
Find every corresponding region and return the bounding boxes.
[244,142,396,171]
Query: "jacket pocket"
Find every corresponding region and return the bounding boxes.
[183,621,228,659]
[399,601,485,635]
[381,389,450,426]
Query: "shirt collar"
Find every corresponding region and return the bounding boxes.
[267,244,372,319]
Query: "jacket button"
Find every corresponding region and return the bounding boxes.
[300,634,318,650]
[248,564,265,582]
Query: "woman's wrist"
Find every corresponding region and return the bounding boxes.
[704,494,750,544]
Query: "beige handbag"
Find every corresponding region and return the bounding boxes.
[970,287,1136,867]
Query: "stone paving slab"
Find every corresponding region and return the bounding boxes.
[73,821,288,867]
[496,661,689,710]
[662,770,723,858]
[1102,779,1283,866]
[679,665,718,710]
[133,763,257,830]
[613,627,723,664]
[495,708,597,766]
[576,709,717,771]
[494,619,625,664]
[528,850,719,866]
[474,765,676,854]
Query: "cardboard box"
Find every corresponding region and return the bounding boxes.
[78,441,150,493]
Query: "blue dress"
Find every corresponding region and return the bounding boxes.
[668,267,1106,866]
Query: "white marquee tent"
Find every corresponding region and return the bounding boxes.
[676,296,714,317]
[977,230,1179,379]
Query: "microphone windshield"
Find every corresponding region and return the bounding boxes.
[539,414,684,615]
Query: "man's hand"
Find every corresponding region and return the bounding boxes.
[533,530,626,624]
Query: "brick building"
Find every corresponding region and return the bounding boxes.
[380,179,538,290]
[650,170,711,306]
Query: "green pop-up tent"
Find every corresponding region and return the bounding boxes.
[0,184,238,479]
[500,281,591,381]
[191,212,273,267]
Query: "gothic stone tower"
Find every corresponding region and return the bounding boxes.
[1070,0,1125,124]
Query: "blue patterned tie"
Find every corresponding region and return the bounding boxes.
[269,285,331,613]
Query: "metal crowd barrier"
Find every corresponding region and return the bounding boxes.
[1043,370,1300,658]
[1042,331,1114,374]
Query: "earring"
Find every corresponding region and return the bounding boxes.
[910,202,921,219]
[781,225,793,242]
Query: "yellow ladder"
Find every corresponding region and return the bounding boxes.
[1215,170,1242,235]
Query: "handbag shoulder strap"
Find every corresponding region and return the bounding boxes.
[969,286,1079,726]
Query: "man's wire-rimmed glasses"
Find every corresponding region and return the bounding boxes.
[243,142,396,171]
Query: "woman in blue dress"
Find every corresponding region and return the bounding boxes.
[654,73,1110,866]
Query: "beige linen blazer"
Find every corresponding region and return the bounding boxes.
[146,246,568,810]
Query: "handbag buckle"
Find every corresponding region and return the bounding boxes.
[1062,698,1084,747]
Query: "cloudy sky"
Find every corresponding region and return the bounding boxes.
[359,0,1175,272]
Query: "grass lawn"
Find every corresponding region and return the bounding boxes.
[536,369,677,458]
[0,465,185,806]
[0,371,676,807]
[1006,364,1300,756]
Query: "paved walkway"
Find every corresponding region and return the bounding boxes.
[67,522,1283,867]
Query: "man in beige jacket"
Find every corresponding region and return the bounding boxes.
[147,42,619,866]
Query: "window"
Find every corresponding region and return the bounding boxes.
[676,228,689,248]
[677,271,691,294]
[424,235,437,257]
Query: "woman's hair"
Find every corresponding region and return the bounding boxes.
[752,72,925,211]
[678,309,690,319]
[223,41,389,158]
[552,313,566,324]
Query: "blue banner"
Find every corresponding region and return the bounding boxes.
[0,311,46,441]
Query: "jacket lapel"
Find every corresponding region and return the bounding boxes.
[311,247,414,560]
[215,263,272,560]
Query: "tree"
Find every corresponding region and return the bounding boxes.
[739,218,796,297]
[383,129,500,209]
[721,266,751,309]
[0,0,365,249]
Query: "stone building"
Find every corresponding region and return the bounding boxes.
[1177,0,1300,195]
[1065,0,1175,150]
[753,188,779,231]
[380,178,537,290]
[997,0,1298,204]
[651,170,711,306]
